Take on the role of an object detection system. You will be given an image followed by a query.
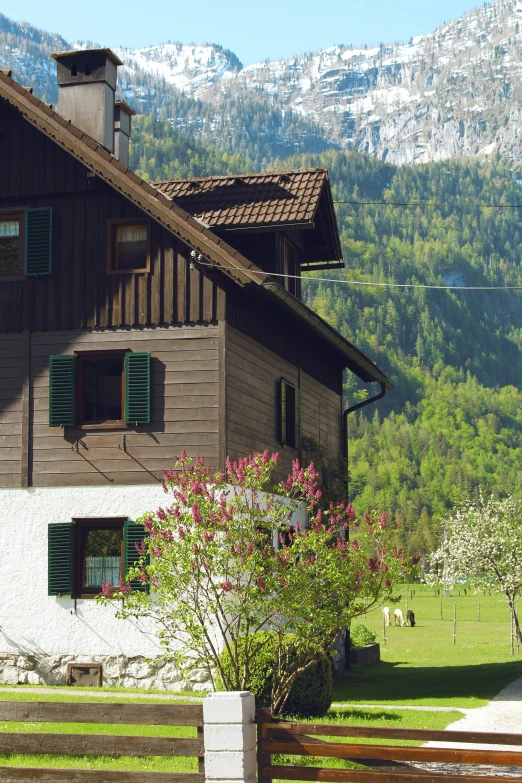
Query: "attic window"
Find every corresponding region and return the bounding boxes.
[108,219,150,273]
[84,65,92,76]
[70,64,78,77]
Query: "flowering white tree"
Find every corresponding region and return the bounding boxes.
[428,494,522,641]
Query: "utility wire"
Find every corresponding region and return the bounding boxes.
[197,262,522,291]
[333,199,522,209]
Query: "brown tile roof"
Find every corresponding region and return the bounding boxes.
[0,69,390,388]
[153,169,328,229]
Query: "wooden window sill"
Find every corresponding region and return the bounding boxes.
[74,422,127,431]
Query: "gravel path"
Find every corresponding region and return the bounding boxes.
[418,674,522,777]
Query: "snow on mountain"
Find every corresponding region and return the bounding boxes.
[3,1,522,166]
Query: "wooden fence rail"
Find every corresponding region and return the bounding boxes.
[0,701,204,783]
[257,710,522,783]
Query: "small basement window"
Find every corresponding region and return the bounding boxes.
[75,519,124,597]
[108,220,150,273]
[78,352,124,426]
[67,663,102,687]
[0,213,23,277]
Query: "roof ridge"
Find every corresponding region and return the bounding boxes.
[152,168,328,185]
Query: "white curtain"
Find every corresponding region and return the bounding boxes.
[0,221,19,238]
[117,225,146,244]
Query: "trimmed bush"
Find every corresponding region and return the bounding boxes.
[216,631,333,717]
[350,624,377,649]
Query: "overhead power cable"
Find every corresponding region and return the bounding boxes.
[197,262,522,291]
[332,199,522,210]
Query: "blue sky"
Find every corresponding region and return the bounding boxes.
[10,0,480,65]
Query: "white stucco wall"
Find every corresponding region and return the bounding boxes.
[1,484,167,660]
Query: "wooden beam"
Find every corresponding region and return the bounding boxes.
[0,701,203,726]
[0,770,204,783]
[0,734,203,758]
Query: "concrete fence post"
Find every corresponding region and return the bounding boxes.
[203,691,257,783]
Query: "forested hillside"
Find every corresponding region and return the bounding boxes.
[276,151,522,554]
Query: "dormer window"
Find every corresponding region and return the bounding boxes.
[0,213,24,277]
[108,219,150,273]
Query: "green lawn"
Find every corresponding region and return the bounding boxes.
[335,586,522,707]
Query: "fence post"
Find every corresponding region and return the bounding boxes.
[256,707,272,783]
[203,691,257,783]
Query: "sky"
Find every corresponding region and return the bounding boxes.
[8,0,481,65]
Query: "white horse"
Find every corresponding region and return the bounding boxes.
[394,608,405,626]
[382,606,391,626]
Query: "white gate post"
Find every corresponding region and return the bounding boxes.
[203,691,257,783]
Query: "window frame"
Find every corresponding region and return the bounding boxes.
[280,378,300,450]
[72,517,126,599]
[75,350,126,430]
[282,237,299,298]
[107,218,151,275]
[0,209,25,280]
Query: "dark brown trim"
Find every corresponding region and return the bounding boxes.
[72,517,126,599]
[0,209,25,280]
[107,218,151,275]
[75,350,126,428]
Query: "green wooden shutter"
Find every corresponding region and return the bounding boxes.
[295,387,301,449]
[280,380,287,446]
[49,355,75,427]
[25,208,52,276]
[124,520,149,593]
[48,523,74,596]
[125,352,151,425]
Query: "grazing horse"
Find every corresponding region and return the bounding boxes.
[406,609,416,627]
[394,608,405,626]
[382,606,391,626]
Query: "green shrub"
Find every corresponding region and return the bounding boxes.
[216,631,333,717]
[350,624,377,649]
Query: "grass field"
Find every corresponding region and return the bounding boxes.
[334,585,522,707]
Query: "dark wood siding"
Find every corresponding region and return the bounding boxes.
[0,100,225,333]
[226,286,344,395]
[28,327,220,487]
[225,325,342,482]
[0,333,24,487]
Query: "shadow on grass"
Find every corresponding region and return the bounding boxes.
[334,660,522,704]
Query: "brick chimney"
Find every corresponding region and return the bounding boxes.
[52,48,129,156]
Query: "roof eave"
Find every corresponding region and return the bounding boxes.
[261,281,392,389]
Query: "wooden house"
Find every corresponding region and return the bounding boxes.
[0,49,390,688]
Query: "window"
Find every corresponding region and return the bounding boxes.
[48,351,151,428]
[0,213,23,276]
[48,519,149,597]
[108,219,150,273]
[75,519,124,597]
[78,352,124,426]
[283,239,298,297]
[280,379,300,449]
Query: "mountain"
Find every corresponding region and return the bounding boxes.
[4,2,522,166]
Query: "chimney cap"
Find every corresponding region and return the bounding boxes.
[51,48,123,66]
[115,99,137,116]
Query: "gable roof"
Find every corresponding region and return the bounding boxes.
[154,169,344,271]
[0,68,391,390]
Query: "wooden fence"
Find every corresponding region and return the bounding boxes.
[0,701,204,783]
[257,709,522,782]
